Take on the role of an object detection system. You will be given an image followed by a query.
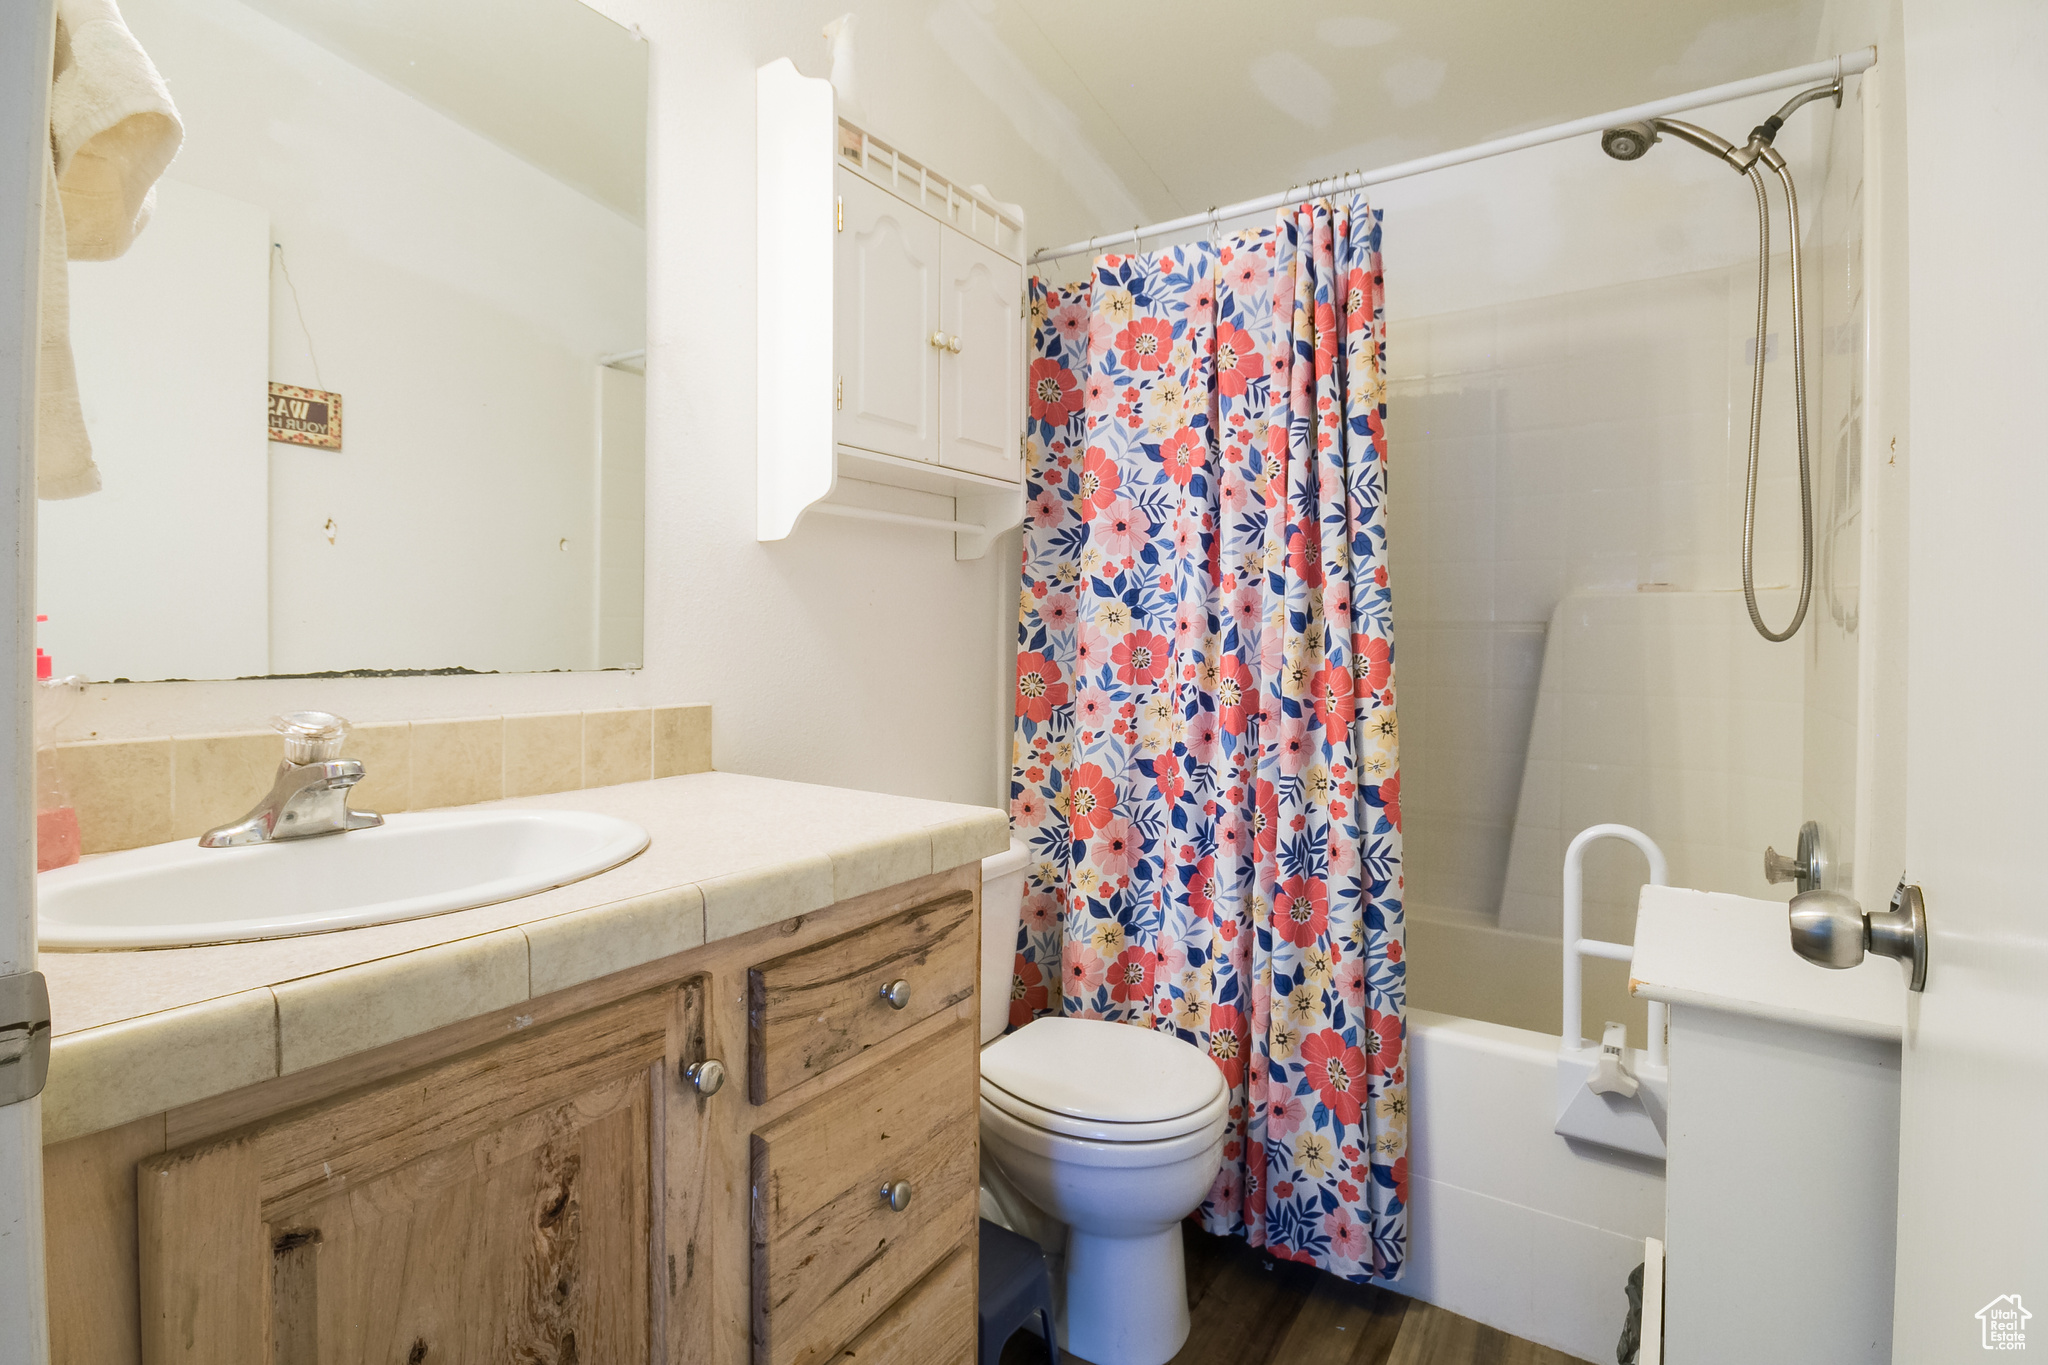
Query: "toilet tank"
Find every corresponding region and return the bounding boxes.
[979,838,1030,1044]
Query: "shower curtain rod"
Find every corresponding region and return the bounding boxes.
[1030,45,1877,265]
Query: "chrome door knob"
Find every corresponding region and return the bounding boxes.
[880,1180,913,1212]
[1788,880,1927,991]
[682,1057,726,1096]
[879,979,911,1010]
[1787,889,1865,967]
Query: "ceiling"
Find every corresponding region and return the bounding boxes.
[979,0,1826,241]
[241,0,648,221]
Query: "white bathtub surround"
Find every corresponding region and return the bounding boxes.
[1387,75,1876,1043]
[1407,588,1806,1046]
[1630,884,1903,1364]
[1371,1009,1666,1363]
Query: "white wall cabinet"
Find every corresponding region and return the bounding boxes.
[758,58,1025,560]
[835,172,940,466]
[938,229,1024,482]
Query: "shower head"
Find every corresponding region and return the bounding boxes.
[1600,121,1660,161]
[1600,117,1743,168]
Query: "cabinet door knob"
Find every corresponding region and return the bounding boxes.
[880,1180,913,1212]
[682,1058,726,1096]
[929,330,949,349]
[946,334,962,353]
[880,979,911,1010]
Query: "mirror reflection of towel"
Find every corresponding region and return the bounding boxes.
[37,0,183,500]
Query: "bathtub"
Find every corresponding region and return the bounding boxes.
[1373,1009,1665,1362]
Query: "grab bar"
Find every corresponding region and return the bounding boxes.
[1563,824,1669,1068]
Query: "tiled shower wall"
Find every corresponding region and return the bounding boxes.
[1385,96,1865,1041]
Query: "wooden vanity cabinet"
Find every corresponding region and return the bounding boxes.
[138,986,690,1364]
[43,863,981,1365]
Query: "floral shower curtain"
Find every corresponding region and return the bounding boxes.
[1009,196,1407,1280]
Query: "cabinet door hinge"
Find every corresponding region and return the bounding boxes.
[835,376,844,411]
[835,196,843,232]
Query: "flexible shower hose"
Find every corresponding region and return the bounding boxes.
[1739,160,1814,643]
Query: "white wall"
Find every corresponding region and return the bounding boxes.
[53,0,1107,812]
[41,179,269,682]
[595,366,646,670]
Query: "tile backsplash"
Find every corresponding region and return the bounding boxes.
[44,704,712,856]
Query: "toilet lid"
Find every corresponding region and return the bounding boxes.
[980,1016,1226,1125]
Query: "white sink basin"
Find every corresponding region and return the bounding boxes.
[38,809,649,950]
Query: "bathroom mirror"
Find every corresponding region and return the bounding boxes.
[38,0,648,680]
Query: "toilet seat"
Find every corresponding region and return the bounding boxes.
[981,1075,1230,1144]
[980,1016,1227,1143]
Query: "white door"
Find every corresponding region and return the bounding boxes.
[1,5,53,1362]
[937,230,1022,483]
[833,171,939,465]
[1892,2,2048,1358]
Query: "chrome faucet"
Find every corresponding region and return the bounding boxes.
[199,712,384,848]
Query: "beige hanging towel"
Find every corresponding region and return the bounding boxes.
[37,0,183,500]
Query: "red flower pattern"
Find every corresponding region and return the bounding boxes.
[1028,357,1082,426]
[1010,207,1403,1283]
[1111,630,1172,687]
[1015,651,1067,724]
[1300,1029,1368,1126]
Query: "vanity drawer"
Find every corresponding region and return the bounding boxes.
[747,887,977,1103]
[830,1245,975,1364]
[750,1018,978,1365]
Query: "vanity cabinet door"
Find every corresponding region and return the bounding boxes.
[749,1019,978,1365]
[835,171,942,465]
[937,229,1024,483]
[136,989,681,1365]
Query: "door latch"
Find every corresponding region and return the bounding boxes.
[0,971,51,1107]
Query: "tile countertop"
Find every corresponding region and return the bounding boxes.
[1629,884,1906,1042]
[38,771,1010,1145]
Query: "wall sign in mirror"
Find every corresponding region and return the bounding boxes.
[39,0,648,681]
[268,384,342,450]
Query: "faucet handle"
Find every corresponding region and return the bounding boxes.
[272,711,351,764]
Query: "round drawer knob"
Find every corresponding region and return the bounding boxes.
[879,979,911,1010]
[929,330,949,349]
[946,334,962,353]
[682,1058,726,1096]
[880,1180,913,1212]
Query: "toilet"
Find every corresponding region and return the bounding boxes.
[977,842,1229,1365]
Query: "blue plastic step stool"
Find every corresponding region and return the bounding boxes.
[979,1217,1059,1365]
